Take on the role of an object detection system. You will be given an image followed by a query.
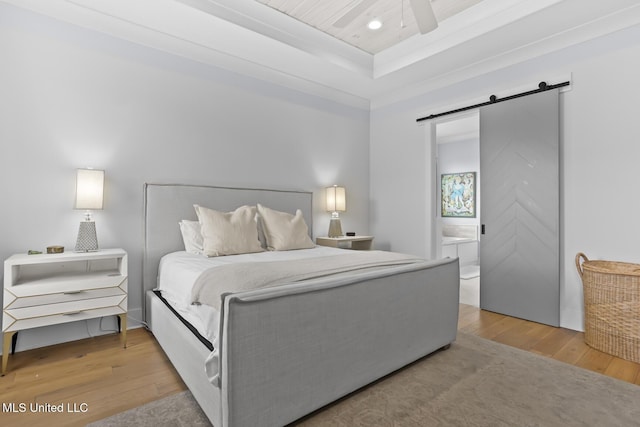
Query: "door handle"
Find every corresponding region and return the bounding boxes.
[481,224,486,235]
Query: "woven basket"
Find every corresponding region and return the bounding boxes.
[575,253,640,363]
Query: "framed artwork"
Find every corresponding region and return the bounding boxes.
[441,172,476,218]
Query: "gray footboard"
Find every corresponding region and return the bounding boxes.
[218,257,460,427]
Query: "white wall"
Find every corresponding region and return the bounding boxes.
[371,24,640,331]
[0,5,370,352]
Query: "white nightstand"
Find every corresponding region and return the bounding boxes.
[2,248,128,374]
[316,236,374,251]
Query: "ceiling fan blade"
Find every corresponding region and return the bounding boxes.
[409,0,438,34]
[333,0,378,28]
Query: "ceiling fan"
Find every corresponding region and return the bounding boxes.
[333,0,438,34]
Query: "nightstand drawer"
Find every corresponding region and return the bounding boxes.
[9,272,126,297]
[3,305,126,333]
[5,294,126,320]
[5,286,126,309]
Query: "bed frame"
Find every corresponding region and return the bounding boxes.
[143,183,460,427]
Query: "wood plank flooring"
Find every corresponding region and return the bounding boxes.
[0,328,187,427]
[1,305,638,426]
[457,304,640,384]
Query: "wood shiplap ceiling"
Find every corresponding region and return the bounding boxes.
[255,0,483,54]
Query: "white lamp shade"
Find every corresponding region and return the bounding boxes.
[326,186,346,212]
[75,169,104,210]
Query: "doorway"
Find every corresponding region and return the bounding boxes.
[435,113,480,307]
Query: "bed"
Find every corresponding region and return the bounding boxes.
[143,183,460,427]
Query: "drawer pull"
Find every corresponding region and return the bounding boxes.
[63,291,84,295]
[63,311,83,316]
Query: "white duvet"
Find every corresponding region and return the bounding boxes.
[156,246,350,344]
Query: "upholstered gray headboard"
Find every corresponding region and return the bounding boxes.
[142,183,313,320]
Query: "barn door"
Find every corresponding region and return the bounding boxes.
[479,90,560,326]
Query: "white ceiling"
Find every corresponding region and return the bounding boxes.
[4,0,640,109]
[255,0,483,54]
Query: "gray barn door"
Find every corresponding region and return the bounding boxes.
[479,90,560,326]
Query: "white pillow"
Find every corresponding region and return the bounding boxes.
[178,220,204,255]
[194,205,264,257]
[256,204,315,251]
[256,214,268,249]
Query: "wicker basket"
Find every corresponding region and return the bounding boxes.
[575,253,640,363]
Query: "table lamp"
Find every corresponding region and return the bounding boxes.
[326,185,346,238]
[74,168,104,252]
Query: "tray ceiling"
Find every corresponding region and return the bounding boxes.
[4,0,640,109]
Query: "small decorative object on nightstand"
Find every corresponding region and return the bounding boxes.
[316,235,374,251]
[2,248,128,375]
[46,245,64,254]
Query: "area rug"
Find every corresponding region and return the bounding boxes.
[88,332,640,426]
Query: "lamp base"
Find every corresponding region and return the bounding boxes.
[328,218,343,238]
[75,221,99,252]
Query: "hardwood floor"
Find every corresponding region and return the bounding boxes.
[1,305,638,426]
[458,304,640,384]
[0,328,187,427]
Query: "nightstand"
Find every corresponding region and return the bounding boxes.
[316,236,374,250]
[2,249,128,375]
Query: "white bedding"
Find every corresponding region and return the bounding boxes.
[156,246,350,343]
[192,250,424,310]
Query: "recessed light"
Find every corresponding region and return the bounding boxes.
[367,19,382,30]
